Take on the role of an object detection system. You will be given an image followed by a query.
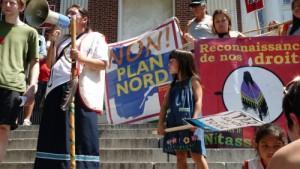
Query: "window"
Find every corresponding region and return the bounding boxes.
[118,0,173,41]
[283,0,291,5]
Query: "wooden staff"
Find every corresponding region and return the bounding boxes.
[152,124,194,135]
[242,20,292,35]
[69,15,77,169]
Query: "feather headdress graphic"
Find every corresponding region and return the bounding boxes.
[241,71,269,121]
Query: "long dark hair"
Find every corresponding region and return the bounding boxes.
[289,0,300,35]
[168,50,199,87]
[283,76,300,129]
[255,123,286,146]
[212,9,232,34]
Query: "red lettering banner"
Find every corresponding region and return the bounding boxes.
[195,36,299,147]
[245,0,264,13]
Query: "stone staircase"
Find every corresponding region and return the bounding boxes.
[1,124,256,169]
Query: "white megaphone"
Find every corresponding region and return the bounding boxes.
[25,0,70,28]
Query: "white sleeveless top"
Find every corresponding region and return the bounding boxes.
[188,15,214,39]
[46,32,109,113]
[212,31,244,38]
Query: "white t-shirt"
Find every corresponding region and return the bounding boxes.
[212,30,244,38]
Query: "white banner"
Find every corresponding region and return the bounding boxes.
[106,17,182,124]
[185,111,265,132]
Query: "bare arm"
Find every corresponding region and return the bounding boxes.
[74,50,107,70]
[157,88,170,135]
[71,33,108,71]
[183,19,196,43]
[45,41,56,68]
[268,154,283,169]
[24,58,39,105]
[267,141,300,169]
[191,77,203,118]
[46,29,61,68]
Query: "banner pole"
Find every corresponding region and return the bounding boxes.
[69,16,77,169]
[152,124,193,134]
[242,20,292,34]
[255,10,261,35]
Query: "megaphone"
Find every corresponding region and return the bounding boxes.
[25,0,70,28]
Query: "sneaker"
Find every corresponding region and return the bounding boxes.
[23,119,32,126]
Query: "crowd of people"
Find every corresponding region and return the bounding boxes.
[1,0,108,169]
[0,0,300,169]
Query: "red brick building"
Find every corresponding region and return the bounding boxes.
[0,0,242,43]
[87,0,195,43]
[45,0,242,43]
[87,0,241,43]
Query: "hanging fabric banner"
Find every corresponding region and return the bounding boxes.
[106,17,182,124]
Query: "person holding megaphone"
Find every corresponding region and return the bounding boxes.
[0,0,39,161]
[33,4,109,169]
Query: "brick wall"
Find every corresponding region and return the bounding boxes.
[47,0,60,12]
[236,0,242,32]
[86,0,192,43]
[2,0,242,42]
[88,0,118,43]
[0,0,191,42]
[175,0,194,32]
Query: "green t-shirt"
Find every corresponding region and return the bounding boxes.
[0,21,39,92]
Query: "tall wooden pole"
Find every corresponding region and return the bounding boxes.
[69,15,77,169]
[255,10,261,35]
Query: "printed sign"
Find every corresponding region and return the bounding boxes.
[194,36,300,147]
[106,17,182,124]
[185,111,265,132]
[245,0,264,13]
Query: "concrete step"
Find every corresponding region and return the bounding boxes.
[101,148,255,163]
[0,162,242,169]
[3,148,255,163]
[8,137,161,149]
[9,128,158,139]
[6,125,254,169]
[16,124,157,130]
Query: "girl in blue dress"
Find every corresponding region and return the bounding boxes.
[157,50,209,169]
